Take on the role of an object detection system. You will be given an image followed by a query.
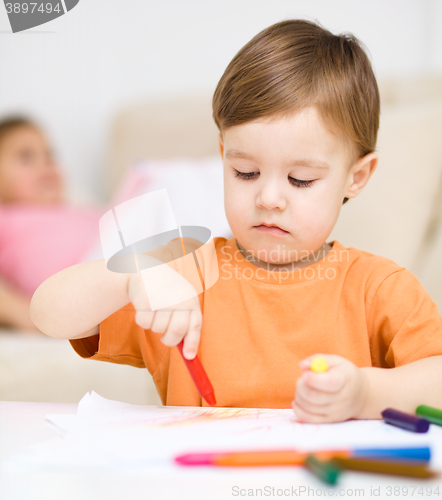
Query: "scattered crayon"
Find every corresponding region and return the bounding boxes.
[416,405,442,426]
[174,446,431,467]
[330,457,438,479]
[175,448,438,481]
[215,450,310,466]
[304,455,341,484]
[381,408,430,433]
[352,446,430,461]
[310,356,328,372]
[174,452,219,466]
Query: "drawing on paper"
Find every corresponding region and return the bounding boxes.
[110,407,293,429]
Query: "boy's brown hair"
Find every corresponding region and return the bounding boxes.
[212,19,380,205]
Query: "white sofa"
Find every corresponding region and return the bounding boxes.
[1,74,441,404]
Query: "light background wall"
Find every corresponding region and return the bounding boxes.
[1,0,442,203]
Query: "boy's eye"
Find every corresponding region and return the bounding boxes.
[234,170,257,180]
[233,169,315,188]
[288,177,315,188]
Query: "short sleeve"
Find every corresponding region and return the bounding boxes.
[367,268,442,367]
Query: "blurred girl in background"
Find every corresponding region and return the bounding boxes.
[0,117,103,330]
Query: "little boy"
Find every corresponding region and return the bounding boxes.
[30,19,442,423]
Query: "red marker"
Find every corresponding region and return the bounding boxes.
[177,339,216,405]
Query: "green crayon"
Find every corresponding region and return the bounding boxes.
[416,405,442,426]
[304,455,341,485]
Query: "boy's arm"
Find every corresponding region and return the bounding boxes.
[357,355,442,418]
[30,259,130,340]
[30,238,203,345]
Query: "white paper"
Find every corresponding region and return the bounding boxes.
[6,392,442,472]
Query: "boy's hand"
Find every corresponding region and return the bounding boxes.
[291,354,369,423]
[127,273,202,360]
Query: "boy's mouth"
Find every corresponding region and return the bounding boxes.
[254,223,289,236]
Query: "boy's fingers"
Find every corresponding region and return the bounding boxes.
[161,309,189,347]
[292,399,327,422]
[295,378,334,406]
[302,370,345,393]
[151,310,173,335]
[135,310,155,330]
[296,390,332,411]
[292,400,339,424]
[182,308,203,359]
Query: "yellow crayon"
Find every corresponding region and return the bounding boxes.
[310,356,328,373]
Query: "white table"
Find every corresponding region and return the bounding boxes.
[1,401,442,500]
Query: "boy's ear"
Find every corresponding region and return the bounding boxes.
[218,133,224,159]
[344,152,378,200]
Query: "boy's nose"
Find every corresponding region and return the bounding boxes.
[256,184,287,211]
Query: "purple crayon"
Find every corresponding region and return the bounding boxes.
[381,408,430,433]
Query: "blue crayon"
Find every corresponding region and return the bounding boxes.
[354,447,430,461]
[381,408,430,433]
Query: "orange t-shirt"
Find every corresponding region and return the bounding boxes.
[70,237,442,409]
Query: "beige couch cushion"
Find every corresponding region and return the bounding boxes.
[378,74,442,106]
[329,99,442,271]
[0,330,162,404]
[106,92,219,199]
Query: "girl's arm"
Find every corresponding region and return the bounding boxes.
[0,276,37,330]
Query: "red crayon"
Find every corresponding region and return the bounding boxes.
[175,235,216,405]
[177,339,216,405]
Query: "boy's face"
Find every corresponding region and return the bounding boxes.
[218,107,377,265]
[0,126,63,204]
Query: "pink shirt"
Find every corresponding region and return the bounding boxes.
[0,203,104,297]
